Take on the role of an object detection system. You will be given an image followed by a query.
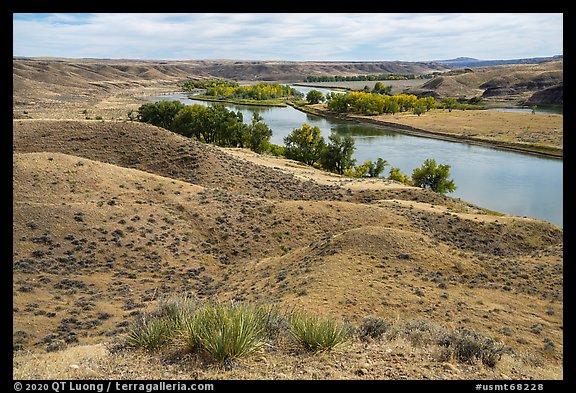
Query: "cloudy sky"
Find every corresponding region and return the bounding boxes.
[12,13,563,61]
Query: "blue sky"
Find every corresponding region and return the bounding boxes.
[12,13,563,61]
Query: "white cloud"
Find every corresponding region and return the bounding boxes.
[13,13,563,61]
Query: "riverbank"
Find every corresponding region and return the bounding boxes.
[290,103,563,158]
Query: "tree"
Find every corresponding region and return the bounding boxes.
[344,158,388,178]
[411,158,457,194]
[172,103,249,148]
[246,113,272,153]
[440,97,459,112]
[344,161,370,178]
[172,104,211,141]
[367,158,389,177]
[419,96,437,111]
[383,96,400,115]
[283,124,325,166]
[413,104,426,116]
[327,93,353,113]
[209,104,245,146]
[388,167,412,184]
[137,100,186,130]
[319,134,356,174]
[306,90,324,104]
[372,82,392,95]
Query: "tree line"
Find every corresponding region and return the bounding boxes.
[136,100,272,153]
[180,79,239,91]
[135,100,456,194]
[306,89,485,115]
[303,73,437,82]
[326,91,437,116]
[282,124,456,193]
[180,80,302,101]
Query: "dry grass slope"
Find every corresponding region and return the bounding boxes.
[13,119,563,380]
[405,61,563,103]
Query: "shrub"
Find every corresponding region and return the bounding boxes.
[388,167,412,184]
[436,328,505,367]
[387,318,446,346]
[253,303,291,340]
[343,158,388,178]
[358,316,390,340]
[181,302,268,363]
[289,311,349,353]
[267,143,285,157]
[154,293,200,330]
[125,315,176,351]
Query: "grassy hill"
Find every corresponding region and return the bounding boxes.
[405,61,563,104]
[13,120,563,379]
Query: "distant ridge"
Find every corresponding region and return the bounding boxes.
[434,55,563,68]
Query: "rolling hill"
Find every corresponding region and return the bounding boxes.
[13,120,563,379]
[404,60,563,104]
[12,57,564,380]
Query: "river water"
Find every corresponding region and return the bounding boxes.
[149,90,563,227]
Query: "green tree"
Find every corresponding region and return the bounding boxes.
[411,158,457,194]
[388,167,412,184]
[367,158,389,177]
[440,97,459,112]
[209,104,245,146]
[246,113,273,153]
[327,93,353,113]
[418,96,437,111]
[413,104,426,116]
[383,96,400,115]
[172,103,248,147]
[137,100,186,130]
[284,124,325,166]
[344,158,389,178]
[306,90,324,104]
[372,82,392,95]
[172,104,210,140]
[319,134,356,174]
[344,161,370,178]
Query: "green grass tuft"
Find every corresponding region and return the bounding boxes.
[289,312,349,353]
[125,315,177,351]
[181,302,269,363]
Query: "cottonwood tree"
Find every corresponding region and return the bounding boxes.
[319,134,356,174]
[283,124,325,166]
[411,158,457,194]
[137,100,186,130]
[306,90,324,104]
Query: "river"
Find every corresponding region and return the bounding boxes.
[148,90,563,227]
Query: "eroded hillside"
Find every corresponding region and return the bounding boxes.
[13,119,563,379]
[405,61,563,104]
